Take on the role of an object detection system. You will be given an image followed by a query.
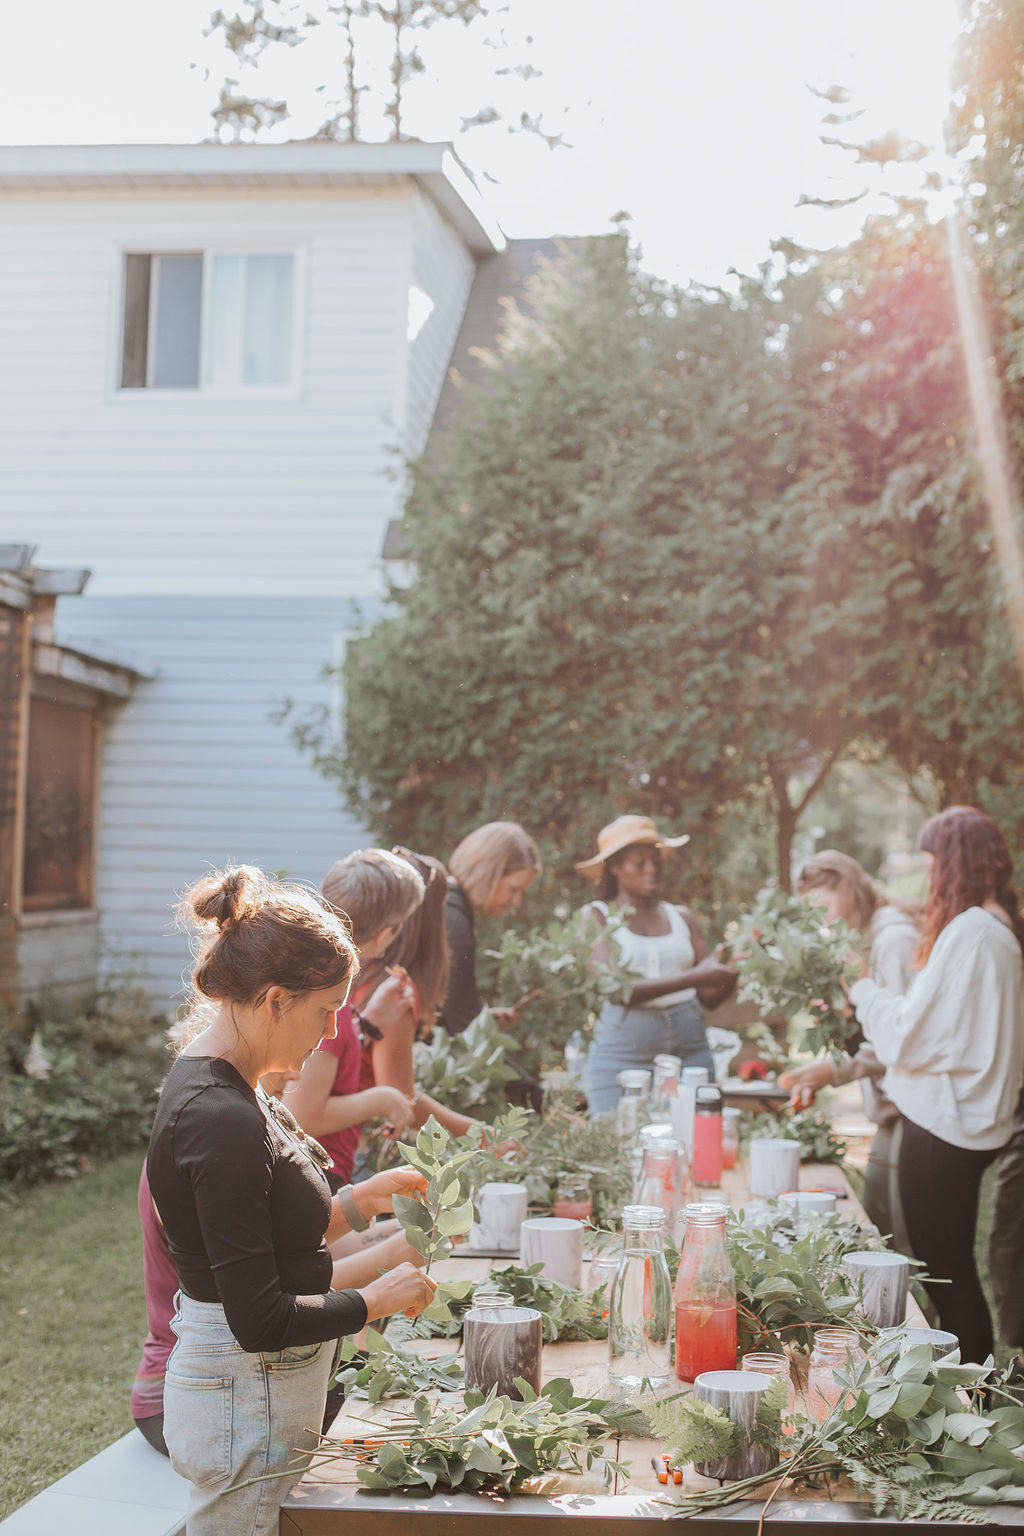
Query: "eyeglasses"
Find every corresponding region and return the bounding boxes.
[256,1085,334,1176]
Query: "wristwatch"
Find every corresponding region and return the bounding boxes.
[336,1183,370,1231]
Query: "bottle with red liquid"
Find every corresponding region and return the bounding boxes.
[691,1084,723,1187]
[553,1172,593,1221]
[674,1201,737,1383]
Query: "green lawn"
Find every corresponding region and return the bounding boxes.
[0,1153,147,1520]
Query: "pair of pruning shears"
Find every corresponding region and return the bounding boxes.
[651,1453,682,1485]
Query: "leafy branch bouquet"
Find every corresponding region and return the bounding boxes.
[727,887,863,1058]
[486,907,635,1069]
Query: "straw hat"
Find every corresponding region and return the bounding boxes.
[575,814,690,877]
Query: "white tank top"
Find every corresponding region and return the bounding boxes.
[591,900,696,1007]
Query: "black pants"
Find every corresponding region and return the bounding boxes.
[898,1116,1002,1363]
[989,1088,1024,1351]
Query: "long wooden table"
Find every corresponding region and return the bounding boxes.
[281,1161,1020,1534]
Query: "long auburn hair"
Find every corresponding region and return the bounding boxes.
[384,850,451,1037]
[917,806,1024,963]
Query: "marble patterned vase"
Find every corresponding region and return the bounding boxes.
[468,1182,528,1252]
[693,1369,780,1481]
[463,1304,543,1400]
[842,1250,910,1328]
[518,1216,584,1289]
[747,1138,802,1199]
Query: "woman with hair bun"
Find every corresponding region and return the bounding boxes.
[147,866,436,1536]
[849,808,1024,1361]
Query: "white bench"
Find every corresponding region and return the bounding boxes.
[0,1430,189,1535]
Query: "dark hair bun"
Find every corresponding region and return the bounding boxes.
[190,866,268,930]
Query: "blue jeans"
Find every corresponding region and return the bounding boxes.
[164,1294,343,1536]
[584,998,713,1114]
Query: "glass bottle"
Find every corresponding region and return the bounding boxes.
[649,1053,682,1124]
[807,1328,863,1421]
[672,1065,709,1154]
[608,1205,673,1388]
[742,1350,796,1417]
[565,1030,587,1083]
[722,1106,742,1170]
[636,1136,683,1233]
[692,1084,724,1186]
[674,1201,737,1383]
[616,1068,652,1138]
[553,1171,593,1221]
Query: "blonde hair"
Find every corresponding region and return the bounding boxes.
[797,850,883,933]
[321,848,424,947]
[449,822,541,912]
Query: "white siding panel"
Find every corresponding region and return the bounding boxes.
[53,595,376,1005]
[0,186,422,597]
[405,191,476,456]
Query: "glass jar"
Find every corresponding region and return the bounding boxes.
[692,1085,723,1186]
[722,1107,742,1170]
[616,1069,652,1138]
[674,1202,737,1382]
[807,1328,863,1421]
[741,1350,796,1418]
[553,1172,593,1221]
[608,1205,673,1388]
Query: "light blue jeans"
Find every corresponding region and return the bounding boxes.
[584,998,714,1114]
[164,1294,342,1536]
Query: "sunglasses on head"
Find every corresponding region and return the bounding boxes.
[392,846,440,887]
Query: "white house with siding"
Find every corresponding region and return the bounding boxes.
[0,141,531,1007]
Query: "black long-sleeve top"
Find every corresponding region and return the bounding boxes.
[440,880,482,1036]
[147,1055,367,1353]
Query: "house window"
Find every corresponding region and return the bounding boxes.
[22,699,96,912]
[120,251,296,391]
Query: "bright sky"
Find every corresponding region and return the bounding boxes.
[0,0,962,285]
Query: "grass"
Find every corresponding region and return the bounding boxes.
[0,1153,147,1520]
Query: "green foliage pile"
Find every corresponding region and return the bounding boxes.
[738,1108,848,1164]
[474,1262,608,1342]
[730,888,862,1057]
[507,1092,633,1226]
[412,1009,515,1123]
[320,1378,641,1494]
[336,1328,464,1402]
[672,1346,1024,1521]
[727,1209,886,1354]
[0,986,170,1186]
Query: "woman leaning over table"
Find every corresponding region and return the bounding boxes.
[440,821,542,1036]
[779,850,920,1255]
[848,807,1024,1363]
[147,866,436,1536]
[576,815,736,1114]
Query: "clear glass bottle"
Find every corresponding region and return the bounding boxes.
[807,1328,863,1421]
[674,1201,737,1383]
[616,1068,652,1138]
[722,1106,742,1170]
[553,1171,593,1221]
[649,1053,682,1124]
[636,1136,684,1233]
[608,1205,672,1388]
[691,1084,724,1186]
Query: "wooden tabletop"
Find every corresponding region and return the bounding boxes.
[281,1159,942,1533]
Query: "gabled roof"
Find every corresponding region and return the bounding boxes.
[0,141,505,256]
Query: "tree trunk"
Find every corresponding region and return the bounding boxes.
[776,801,796,893]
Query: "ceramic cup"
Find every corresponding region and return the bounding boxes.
[747,1138,801,1199]
[468,1182,528,1253]
[519,1216,584,1289]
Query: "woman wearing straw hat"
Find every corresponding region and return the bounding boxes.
[577,815,737,1114]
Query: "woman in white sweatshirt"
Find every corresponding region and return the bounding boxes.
[849,807,1024,1363]
[780,850,920,1254]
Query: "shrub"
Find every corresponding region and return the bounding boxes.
[0,984,171,1187]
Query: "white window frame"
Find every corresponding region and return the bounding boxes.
[114,244,306,402]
